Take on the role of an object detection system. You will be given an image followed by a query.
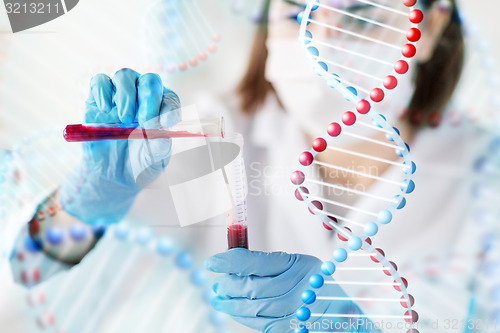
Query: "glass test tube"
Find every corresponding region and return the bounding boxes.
[63,117,224,142]
[225,135,248,249]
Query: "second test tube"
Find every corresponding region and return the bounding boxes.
[225,135,248,249]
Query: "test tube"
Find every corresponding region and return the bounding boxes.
[63,117,224,142]
[224,135,248,249]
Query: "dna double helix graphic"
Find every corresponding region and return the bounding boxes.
[16,224,229,333]
[141,0,221,74]
[289,0,424,331]
[0,128,79,273]
[463,137,500,333]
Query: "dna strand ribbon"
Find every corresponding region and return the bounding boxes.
[1,129,229,332]
[141,0,221,74]
[289,0,424,331]
[20,224,228,333]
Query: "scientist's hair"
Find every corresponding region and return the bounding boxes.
[407,0,464,126]
[237,0,280,115]
[238,0,465,128]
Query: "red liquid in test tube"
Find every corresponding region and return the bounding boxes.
[227,224,248,250]
[63,118,224,142]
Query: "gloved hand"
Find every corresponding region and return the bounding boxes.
[204,248,364,333]
[59,69,181,225]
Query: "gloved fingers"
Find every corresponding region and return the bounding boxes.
[138,87,180,169]
[112,68,140,124]
[212,263,311,299]
[204,248,296,277]
[141,90,179,165]
[84,102,120,124]
[159,88,182,128]
[89,74,114,113]
[211,294,299,318]
[137,73,164,129]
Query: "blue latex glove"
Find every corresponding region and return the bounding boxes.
[60,69,181,225]
[204,248,365,333]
